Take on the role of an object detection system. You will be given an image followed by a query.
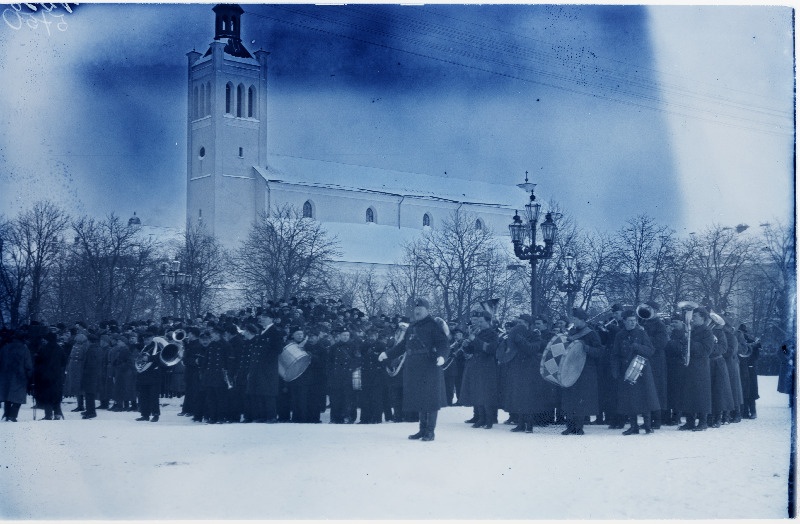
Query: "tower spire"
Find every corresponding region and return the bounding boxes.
[212,4,251,58]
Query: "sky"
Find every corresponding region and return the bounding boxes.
[0,2,794,237]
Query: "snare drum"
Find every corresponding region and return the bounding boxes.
[540,334,586,388]
[624,355,647,385]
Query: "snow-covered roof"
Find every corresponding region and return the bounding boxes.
[260,154,519,208]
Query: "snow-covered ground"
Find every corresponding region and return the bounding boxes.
[1,376,793,520]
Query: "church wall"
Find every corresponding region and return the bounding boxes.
[268,184,402,226]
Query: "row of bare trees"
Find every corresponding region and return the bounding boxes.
[1,200,794,355]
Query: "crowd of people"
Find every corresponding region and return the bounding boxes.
[0,296,763,441]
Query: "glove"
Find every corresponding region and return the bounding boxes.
[436,356,445,366]
[378,352,388,362]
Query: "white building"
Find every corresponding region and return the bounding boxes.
[186,4,520,268]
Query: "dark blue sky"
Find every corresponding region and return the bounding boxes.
[0,3,793,234]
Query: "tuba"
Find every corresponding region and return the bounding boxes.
[135,335,184,373]
[385,322,409,377]
[677,300,700,366]
[636,303,655,321]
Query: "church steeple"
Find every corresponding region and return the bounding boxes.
[212,4,251,58]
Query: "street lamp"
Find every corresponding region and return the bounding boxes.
[509,172,557,317]
[557,252,584,309]
[160,258,193,318]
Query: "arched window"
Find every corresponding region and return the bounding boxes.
[423,213,431,227]
[205,82,211,116]
[475,219,484,230]
[366,207,375,223]
[225,82,233,114]
[303,200,313,219]
[236,84,244,117]
[198,84,205,117]
[193,86,199,119]
[248,86,256,118]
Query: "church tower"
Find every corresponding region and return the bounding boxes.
[186,4,269,246]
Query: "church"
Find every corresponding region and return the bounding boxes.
[185,4,521,270]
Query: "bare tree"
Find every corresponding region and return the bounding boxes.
[409,209,497,324]
[173,221,228,319]
[15,201,71,322]
[609,214,673,306]
[70,213,161,324]
[0,216,29,328]
[686,224,754,312]
[233,204,341,306]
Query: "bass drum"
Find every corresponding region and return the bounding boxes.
[540,334,586,388]
[278,342,311,382]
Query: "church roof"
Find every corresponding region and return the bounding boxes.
[258,155,520,209]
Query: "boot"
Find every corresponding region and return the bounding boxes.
[421,412,437,441]
[409,424,425,439]
[693,419,708,431]
[642,413,653,434]
[678,417,696,430]
[464,407,478,424]
[525,422,534,433]
[622,422,640,435]
[150,415,159,422]
[511,423,527,432]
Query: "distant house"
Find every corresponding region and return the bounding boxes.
[186,4,519,269]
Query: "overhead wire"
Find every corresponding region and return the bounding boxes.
[244,5,792,137]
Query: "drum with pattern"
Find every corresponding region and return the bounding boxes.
[540,334,586,388]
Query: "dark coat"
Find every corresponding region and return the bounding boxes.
[63,339,87,397]
[0,340,33,404]
[32,338,67,405]
[664,331,687,411]
[201,339,229,389]
[677,323,713,414]
[561,327,604,418]
[613,326,660,414]
[247,325,284,396]
[737,330,760,402]
[710,326,735,413]
[722,327,744,407]
[81,343,104,395]
[643,318,668,409]
[459,326,499,408]
[502,323,555,414]
[385,315,449,412]
[327,340,358,388]
[110,342,137,402]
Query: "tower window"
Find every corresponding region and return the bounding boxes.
[366,207,375,223]
[423,213,431,227]
[238,147,243,158]
[205,82,211,116]
[199,147,206,158]
[236,84,244,117]
[303,201,314,219]
[475,219,484,230]
[198,84,204,118]
[225,83,233,114]
[193,86,199,119]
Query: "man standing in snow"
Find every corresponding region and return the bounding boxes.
[379,298,449,441]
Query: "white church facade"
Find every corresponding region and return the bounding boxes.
[186,4,520,269]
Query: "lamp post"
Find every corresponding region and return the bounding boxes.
[160,258,192,318]
[557,252,584,310]
[509,173,557,317]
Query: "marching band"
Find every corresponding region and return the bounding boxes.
[0,295,764,439]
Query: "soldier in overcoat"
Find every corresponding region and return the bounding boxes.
[0,332,33,422]
[458,309,500,429]
[33,332,67,420]
[245,313,284,423]
[561,309,604,435]
[612,310,660,435]
[501,314,540,433]
[379,298,449,441]
[677,307,714,431]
